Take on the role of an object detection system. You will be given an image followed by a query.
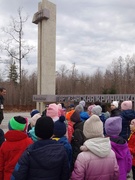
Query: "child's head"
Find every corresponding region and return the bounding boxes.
[105,116,122,136]
[35,116,54,140]
[130,119,135,133]
[30,109,40,117]
[46,103,59,120]
[121,100,132,111]
[30,114,41,128]
[53,116,66,138]
[91,105,102,116]
[83,115,103,139]
[110,101,119,110]
[8,116,27,132]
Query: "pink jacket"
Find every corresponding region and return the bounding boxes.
[71,137,119,180]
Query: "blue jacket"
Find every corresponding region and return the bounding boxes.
[52,136,72,169]
[11,139,70,180]
[120,109,135,141]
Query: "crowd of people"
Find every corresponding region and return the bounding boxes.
[0,99,135,180]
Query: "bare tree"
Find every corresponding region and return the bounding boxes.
[0,7,34,105]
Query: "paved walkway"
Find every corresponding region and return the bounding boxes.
[1,112,30,133]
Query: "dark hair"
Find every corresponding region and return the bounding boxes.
[0,87,6,92]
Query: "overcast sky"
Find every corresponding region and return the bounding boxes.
[0,0,135,77]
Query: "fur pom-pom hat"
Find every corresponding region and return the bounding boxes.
[121,100,132,110]
[53,116,66,138]
[8,116,27,132]
[105,116,122,136]
[83,115,103,139]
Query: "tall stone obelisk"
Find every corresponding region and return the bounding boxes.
[33,0,56,112]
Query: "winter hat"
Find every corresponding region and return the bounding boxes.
[83,115,103,139]
[66,110,75,121]
[53,116,66,137]
[91,105,102,116]
[70,110,81,123]
[75,104,84,113]
[30,109,40,117]
[8,116,27,131]
[111,101,119,108]
[121,101,132,110]
[105,116,122,136]
[35,116,54,139]
[46,103,59,120]
[30,114,41,127]
[68,104,75,108]
[87,104,96,113]
[79,100,86,107]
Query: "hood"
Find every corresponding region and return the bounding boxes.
[5,130,28,142]
[121,109,135,120]
[84,137,111,157]
[111,141,129,160]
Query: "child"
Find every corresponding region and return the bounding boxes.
[71,115,119,180]
[52,116,72,169]
[11,116,70,180]
[0,116,33,179]
[128,119,135,180]
[105,116,132,180]
[27,113,41,142]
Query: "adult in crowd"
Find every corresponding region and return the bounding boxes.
[0,87,6,124]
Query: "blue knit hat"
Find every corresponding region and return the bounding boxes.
[53,116,66,138]
[30,109,40,117]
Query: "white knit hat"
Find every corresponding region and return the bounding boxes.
[83,115,104,139]
[111,101,119,108]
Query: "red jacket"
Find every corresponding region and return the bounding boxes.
[0,130,33,180]
[128,132,135,166]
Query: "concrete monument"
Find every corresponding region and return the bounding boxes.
[33,0,56,112]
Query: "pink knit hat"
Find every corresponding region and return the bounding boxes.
[121,101,132,110]
[46,103,59,121]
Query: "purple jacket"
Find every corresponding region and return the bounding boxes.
[110,136,132,180]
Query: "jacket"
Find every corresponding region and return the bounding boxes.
[110,108,121,117]
[110,136,132,180]
[128,132,135,166]
[0,130,33,180]
[67,121,74,143]
[11,139,70,180]
[120,109,135,141]
[71,137,119,180]
[52,136,72,168]
[0,128,5,146]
